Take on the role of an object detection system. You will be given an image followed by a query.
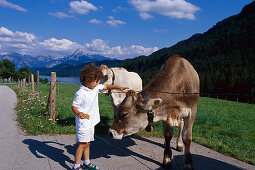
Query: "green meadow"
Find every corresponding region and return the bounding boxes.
[9,83,255,165]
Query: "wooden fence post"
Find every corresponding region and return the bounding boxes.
[50,72,56,122]
[37,71,39,98]
[23,78,26,88]
[28,76,31,87]
[31,74,34,93]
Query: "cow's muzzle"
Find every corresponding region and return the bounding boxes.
[108,128,123,140]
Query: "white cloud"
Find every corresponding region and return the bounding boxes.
[123,45,158,57]
[0,27,79,58]
[129,0,200,20]
[39,38,81,52]
[0,27,158,59]
[35,38,81,58]
[0,27,37,56]
[0,0,27,12]
[0,27,36,44]
[84,39,109,53]
[48,12,74,19]
[0,27,14,36]
[69,0,97,15]
[140,12,153,20]
[112,6,130,13]
[89,19,103,24]
[84,39,158,59]
[14,31,36,43]
[106,16,126,27]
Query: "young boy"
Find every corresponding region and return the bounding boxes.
[71,64,128,170]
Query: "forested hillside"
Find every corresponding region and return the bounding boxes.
[119,1,255,100]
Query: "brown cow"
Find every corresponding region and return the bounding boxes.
[108,55,199,169]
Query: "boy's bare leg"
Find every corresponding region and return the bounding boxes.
[75,142,89,164]
[83,142,90,160]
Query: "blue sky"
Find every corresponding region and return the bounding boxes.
[0,0,253,59]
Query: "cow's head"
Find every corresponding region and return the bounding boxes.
[99,65,111,84]
[108,90,162,140]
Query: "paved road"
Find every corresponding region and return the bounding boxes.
[0,85,254,170]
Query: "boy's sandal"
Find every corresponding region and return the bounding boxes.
[72,165,83,170]
[83,162,98,170]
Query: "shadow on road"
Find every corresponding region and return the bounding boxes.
[154,154,245,170]
[130,136,245,169]
[131,135,164,148]
[64,135,163,167]
[23,139,73,169]
[23,136,245,170]
[93,136,162,166]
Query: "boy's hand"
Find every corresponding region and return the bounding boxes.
[119,87,129,92]
[77,112,90,120]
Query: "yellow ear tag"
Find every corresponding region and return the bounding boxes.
[152,104,158,109]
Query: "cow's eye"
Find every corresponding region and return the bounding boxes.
[122,112,128,118]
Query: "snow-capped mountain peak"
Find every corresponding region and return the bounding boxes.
[0,50,116,69]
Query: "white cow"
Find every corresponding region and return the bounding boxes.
[100,65,143,115]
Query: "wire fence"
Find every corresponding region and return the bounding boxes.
[55,80,255,96]
[53,78,255,105]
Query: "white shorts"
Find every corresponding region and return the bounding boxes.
[76,127,95,143]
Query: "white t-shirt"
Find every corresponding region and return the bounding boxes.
[72,84,104,132]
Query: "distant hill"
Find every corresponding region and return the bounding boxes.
[119,1,255,100]
[37,59,121,77]
[0,52,56,69]
[0,49,116,70]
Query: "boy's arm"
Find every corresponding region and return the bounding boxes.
[103,84,129,91]
[71,106,90,119]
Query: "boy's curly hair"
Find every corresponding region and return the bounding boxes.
[80,64,103,84]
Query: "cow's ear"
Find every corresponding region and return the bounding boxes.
[126,90,136,97]
[100,64,108,70]
[124,90,137,105]
[143,98,162,111]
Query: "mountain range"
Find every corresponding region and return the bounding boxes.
[0,49,116,69]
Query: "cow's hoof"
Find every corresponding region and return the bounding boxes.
[162,162,172,169]
[145,125,154,132]
[184,164,194,170]
[162,156,172,169]
[176,146,183,152]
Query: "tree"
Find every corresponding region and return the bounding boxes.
[1,59,16,80]
[18,67,32,80]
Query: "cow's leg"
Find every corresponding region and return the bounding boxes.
[162,121,173,168]
[176,119,184,152]
[182,107,197,170]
